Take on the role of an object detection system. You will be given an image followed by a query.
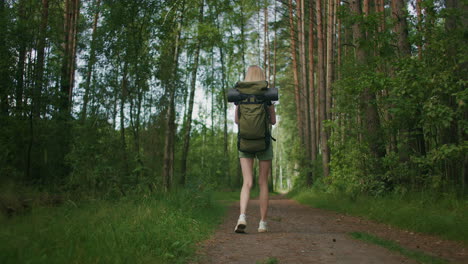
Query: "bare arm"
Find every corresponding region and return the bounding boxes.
[269,105,276,125]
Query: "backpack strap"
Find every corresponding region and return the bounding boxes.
[237,94,269,105]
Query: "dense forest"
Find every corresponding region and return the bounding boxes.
[0,0,466,201]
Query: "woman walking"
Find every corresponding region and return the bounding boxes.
[234,65,276,233]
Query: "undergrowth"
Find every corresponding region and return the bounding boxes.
[0,190,226,264]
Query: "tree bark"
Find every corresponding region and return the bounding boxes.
[180,0,203,186]
[350,0,385,160]
[326,0,335,120]
[163,10,183,192]
[69,0,80,103]
[0,0,9,115]
[363,0,369,16]
[272,0,278,88]
[336,0,342,79]
[60,0,80,116]
[34,0,49,118]
[391,0,410,56]
[444,0,466,187]
[15,0,26,115]
[376,0,385,32]
[308,0,317,166]
[120,62,129,189]
[240,2,246,76]
[219,48,229,184]
[81,0,101,121]
[297,0,311,184]
[60,0,70,115]
[288,0,303,141]
[317,0,330,177]
[220,44,229,184]
[416,0,423,60]
[263,0,270,82]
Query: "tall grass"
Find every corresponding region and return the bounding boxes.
[350,232,448,264]
[0,190,226,264]
[211,188,263,202]
[289,189,468,244]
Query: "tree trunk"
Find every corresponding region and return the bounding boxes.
[112,85,118,129]
[60,0,80,116]
[336,0,342,79]
[363,0,369,16]
[288,0,303,141]
[376,0,385,32]
[350,0,385,161]
[395,0,427,163]
[215,2,230,186]
[317,0,330,177]
[68,0,80,104]
[326,0,335,120]
[33,0,49,118]
[15,0,26,115]
[163,12,182,192]
[391,0,410,56]
[445,0,466,188]
[240,3,246,76]
[163,84,176,192]
[308,0,317,165]
[263,0,270,82]
[272,0,278,88]
[416,0,423,60]
[133,72,144,179]
[296,0,311,184]
[220,45,229,184]
[81,0,101,121]
[181,0,203,186]
[0,0,9,115]
[120,62,129,190]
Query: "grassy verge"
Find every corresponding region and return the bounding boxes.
[0,190,226,264]
[256,256,279,264]
[212,188,277,202]
[350,232,448,264]
[212,190,243,202]
[289,189,468,244]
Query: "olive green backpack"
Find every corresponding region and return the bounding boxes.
[235,81,274,153]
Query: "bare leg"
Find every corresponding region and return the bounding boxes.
[258,160,271,221]
[239,158,254,215]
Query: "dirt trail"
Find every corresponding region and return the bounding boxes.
[192,195,467,264]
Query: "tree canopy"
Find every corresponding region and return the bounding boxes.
[0,0,466,197]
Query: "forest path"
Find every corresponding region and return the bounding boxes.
[192,195,467,264]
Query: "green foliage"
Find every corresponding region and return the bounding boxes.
[273,71,304,189]
[1,0,465,233]
[177,121,239,190]
[290,188,468,244]
[328,137,377,196]
[256,257,279,264]
[66,119,125,197]
[327,1,468,195]
[0,190,226,264]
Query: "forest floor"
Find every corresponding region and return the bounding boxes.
[191,195,467,264]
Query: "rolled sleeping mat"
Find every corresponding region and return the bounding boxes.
[227,88,242,102]
[264,88,279,101]
[228,87,279,102]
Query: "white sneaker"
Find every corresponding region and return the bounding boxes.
[234,214,247,233]
[258,220,268,233]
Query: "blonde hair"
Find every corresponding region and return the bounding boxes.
[244,65,266,82]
